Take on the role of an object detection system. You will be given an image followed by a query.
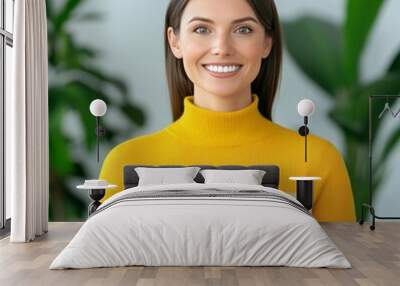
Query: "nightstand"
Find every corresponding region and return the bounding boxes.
[289,176,321,211]
[77,180,117,215]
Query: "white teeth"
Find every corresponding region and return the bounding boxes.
[205,65,241,73]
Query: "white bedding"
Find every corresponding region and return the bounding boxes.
[49,183,351,269]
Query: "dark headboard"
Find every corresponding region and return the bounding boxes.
[123,165,280,189]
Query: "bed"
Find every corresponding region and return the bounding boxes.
[49,165,351,269]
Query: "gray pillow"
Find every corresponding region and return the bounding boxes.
[135,167,201,186]
[200,169,266,185]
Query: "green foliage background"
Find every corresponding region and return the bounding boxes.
[283,0,400,219]
[47,0,146,221]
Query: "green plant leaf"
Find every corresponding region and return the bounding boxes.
[46,0,54,21]
[354,73,400,138]
[74,12,103,22]
[388,51,400,73]
[282,16,344,95]
[120,104,146,126]
[328,99,366,140]
[328,92,368,142]
[79,65,129,95]
[53,31,98,68]
[49,106,74,176]
[54,0,88,32]
[343,0,384,83]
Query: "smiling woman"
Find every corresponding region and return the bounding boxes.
[99,0,356,222]
[165,0,281,117]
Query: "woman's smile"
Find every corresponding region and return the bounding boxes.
[202,64,243,79]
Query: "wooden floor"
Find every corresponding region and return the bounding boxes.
[0,222,399,286]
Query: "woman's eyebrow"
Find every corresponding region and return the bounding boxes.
[187,16,259,25]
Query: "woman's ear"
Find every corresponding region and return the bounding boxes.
[167,27,183,59]
[262,35,273,59]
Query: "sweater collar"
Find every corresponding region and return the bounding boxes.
[167,94,274,147]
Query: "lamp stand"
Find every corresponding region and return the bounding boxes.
[95,116,106,164]
[298,116,309,162]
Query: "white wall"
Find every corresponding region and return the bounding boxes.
[69,0,400,216]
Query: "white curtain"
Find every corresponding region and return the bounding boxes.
[7,0,49,242]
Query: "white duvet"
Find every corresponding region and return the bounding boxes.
[49,183,351,269]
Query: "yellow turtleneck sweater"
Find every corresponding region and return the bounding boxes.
[99,94,356,222]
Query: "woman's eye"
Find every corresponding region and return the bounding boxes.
[237,26,253,34]
[194,26,209,34]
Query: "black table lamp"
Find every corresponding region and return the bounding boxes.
[76,99,116,216]
[297,99,315,162]
[291,99,320,213]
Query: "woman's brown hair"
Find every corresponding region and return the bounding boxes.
[164,0,282,121]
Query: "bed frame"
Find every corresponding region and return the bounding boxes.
[123,165,280,189]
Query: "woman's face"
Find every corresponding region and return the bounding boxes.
[167,0,272,98]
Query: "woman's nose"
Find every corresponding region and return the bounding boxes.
[211,33,233,56]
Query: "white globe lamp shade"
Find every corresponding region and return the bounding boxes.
[297,99,315,117]
[90,99,107,117]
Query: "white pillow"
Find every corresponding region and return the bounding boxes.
[200,169,266,185]
[135,167,201,186]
